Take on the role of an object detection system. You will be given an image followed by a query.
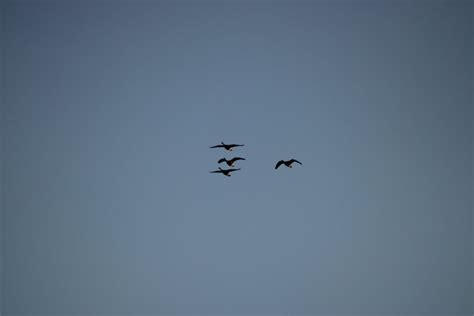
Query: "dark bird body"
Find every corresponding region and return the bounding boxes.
[209,167,241,177]
[218,157,246,167]
[210,142,244,151]
[275,159,302,169]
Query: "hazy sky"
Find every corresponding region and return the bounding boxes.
[2,0,473,315]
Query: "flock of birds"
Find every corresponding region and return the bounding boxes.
[209,141,302,177]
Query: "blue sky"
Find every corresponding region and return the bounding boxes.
[2,1,473,314]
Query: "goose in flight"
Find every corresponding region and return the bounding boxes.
[209,167,241,177]
[275,159,302,169]
[218,157,246,167]
[210,142,244,151]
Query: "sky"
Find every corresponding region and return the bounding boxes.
[1,0,473,315]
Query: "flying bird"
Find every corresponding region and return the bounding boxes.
[217,157,246,167]
[209,167,241,177]
[210,141,244,151]
[275,159,302,169]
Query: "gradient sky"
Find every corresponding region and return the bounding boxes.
[1,0,473,315]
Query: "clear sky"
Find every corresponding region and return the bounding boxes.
[2,0,473,315]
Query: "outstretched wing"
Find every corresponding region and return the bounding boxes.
[209,170,222,174]
[217,158,226,164]
[275,160,284,169]
[210,144,224,148]
[230,157,246,163]
[229,144,244,148]
[227,168,241,172]
[290,159,302,165]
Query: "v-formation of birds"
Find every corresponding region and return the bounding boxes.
[209,141,302,177]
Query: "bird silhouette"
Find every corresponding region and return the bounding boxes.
[209,167,241,177]
[275,159,302,169]
[217,157,246,167]
[210,141,244,151]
